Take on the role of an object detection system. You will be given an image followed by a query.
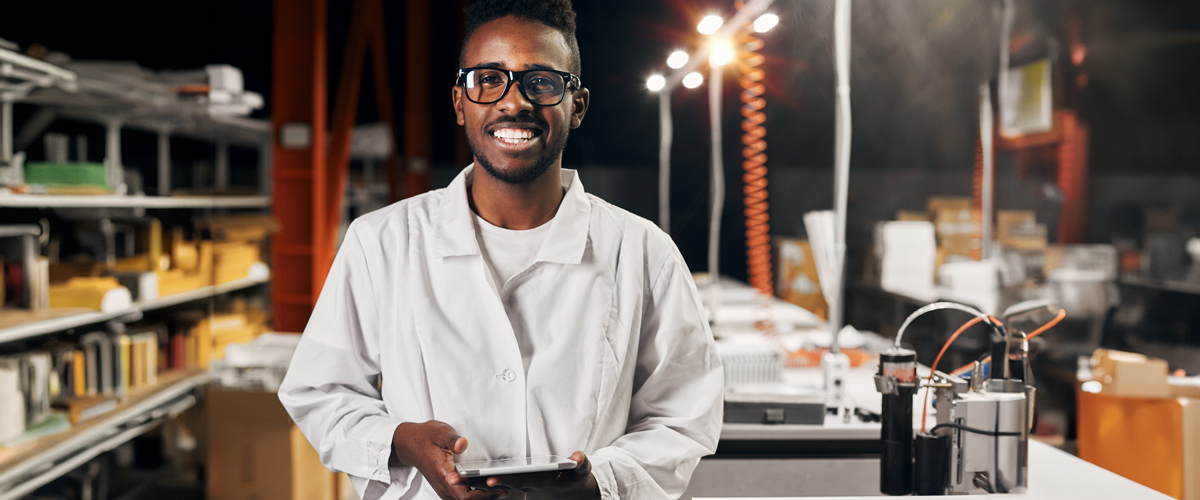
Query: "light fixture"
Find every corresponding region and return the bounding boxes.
[753,13,780,33]
[682,72,704,89]
[666,50,689,69]
[646,74,666,91]
[697,15,724,35]
[710,42,734,66]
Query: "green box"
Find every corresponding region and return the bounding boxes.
[24,163,108,188]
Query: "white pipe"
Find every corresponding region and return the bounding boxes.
[987,0,1015,258]
[658,91,673,233]
[708,65,724,287]
[830,0,853,351]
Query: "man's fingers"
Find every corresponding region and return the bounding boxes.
[568,450,591,475]
[429,421,466,452]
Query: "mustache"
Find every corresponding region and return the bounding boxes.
[486,115,544,130]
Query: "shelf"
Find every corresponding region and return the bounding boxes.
[0,194,270,209]
[0,369,208,499]
[1119,274,1200,296]
[0,274,269,344]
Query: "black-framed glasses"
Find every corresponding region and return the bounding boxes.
[456,66,582,107]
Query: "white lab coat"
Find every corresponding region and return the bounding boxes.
[279,165,724,500]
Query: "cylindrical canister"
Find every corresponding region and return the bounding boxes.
[914,431,950,495]
[879,347,917,496]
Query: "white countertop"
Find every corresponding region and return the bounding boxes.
[695,440,1171,500]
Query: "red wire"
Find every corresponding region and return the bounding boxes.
[920,316,999,431]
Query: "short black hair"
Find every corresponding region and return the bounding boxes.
[459,0,582,77]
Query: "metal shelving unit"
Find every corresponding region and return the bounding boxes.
[0,274,270,344]
[0,193,269,208]
[0,41,276,500]
[0,369,210,500]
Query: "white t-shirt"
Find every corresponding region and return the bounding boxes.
[472,213,553,295]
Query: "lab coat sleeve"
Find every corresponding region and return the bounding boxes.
[588,250,725,500]
[278,220,404,486]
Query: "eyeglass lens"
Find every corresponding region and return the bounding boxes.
[463,69,567,105]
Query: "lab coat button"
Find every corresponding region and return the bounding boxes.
[500,369,516,382]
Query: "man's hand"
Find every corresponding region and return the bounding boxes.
[463,451,601,500]
[391,420,507,500]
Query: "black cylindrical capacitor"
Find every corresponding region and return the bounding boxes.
[914,431,950,495]
[879,347,917,496]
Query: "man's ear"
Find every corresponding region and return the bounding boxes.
[569,87,589,129]
[452,86,465,126]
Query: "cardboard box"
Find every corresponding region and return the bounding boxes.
[207,389,335,500]
[1078,390,1185,499]
[775,238,827,320]
[996,210,1048,250]
[927,196,971,215]
[934,208,980,257]
[1092,349,1171,398]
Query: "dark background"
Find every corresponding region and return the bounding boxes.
[3,0,1198,282]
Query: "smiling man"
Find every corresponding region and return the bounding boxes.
[278,1,723,499]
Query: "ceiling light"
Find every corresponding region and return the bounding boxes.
[754,13,780,33]
[698,15,724,35]
[710,43,734,66]
[666,50,689,69]
[646,74,666,92]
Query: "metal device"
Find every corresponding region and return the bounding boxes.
[876,301,1044,495]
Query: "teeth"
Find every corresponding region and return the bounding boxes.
[493,128,535,141]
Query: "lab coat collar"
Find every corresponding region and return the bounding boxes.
[434,164,591,265]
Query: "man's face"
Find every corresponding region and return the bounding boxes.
[453,16,588,184]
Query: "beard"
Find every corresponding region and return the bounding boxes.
[466,116,570,185]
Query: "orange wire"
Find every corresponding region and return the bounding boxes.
[949,308,1067,376]
[920,316,1001,431]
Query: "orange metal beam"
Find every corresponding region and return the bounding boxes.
[271,0,328,332]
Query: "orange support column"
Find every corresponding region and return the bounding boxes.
[271,0,328,332]
[1056,111,1089,244]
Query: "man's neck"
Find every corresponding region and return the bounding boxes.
[468,163,564,230]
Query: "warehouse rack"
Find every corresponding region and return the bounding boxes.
[0,45,274,499]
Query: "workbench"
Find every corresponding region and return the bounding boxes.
[686,361,1171,499]
[692,280,1171,499]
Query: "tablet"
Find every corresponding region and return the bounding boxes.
[454,456,577,477]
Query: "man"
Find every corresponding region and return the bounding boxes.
[279,1,723,499]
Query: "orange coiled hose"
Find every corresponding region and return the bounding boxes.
[739,29,773,311]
